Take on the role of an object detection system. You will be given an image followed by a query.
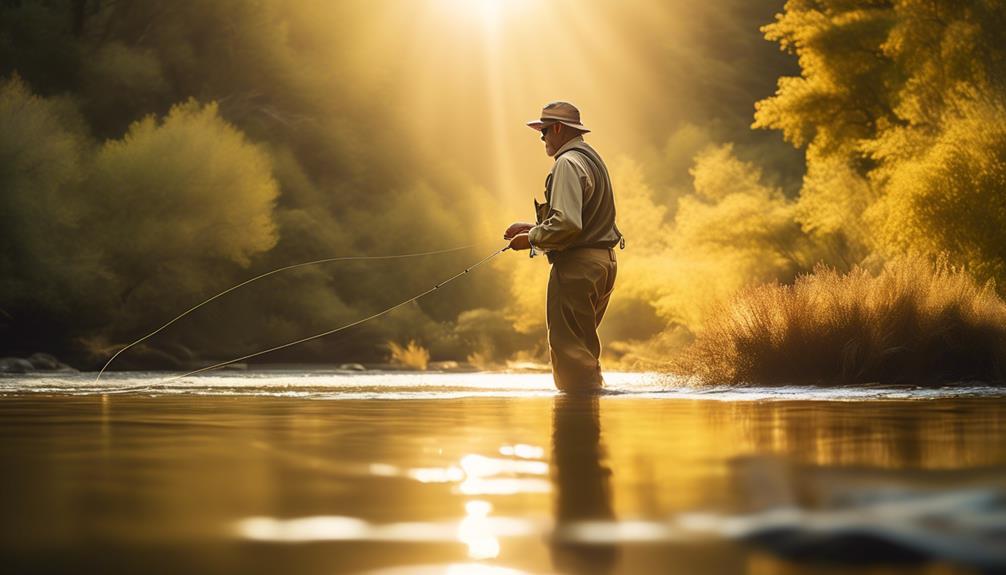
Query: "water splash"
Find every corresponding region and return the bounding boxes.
[3,371,1006,401]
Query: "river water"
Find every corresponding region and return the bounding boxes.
[1,371,1004,574]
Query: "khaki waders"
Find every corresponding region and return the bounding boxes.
[546,247,617,393]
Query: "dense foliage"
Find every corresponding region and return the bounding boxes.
[681,0,1006,384]
[0,1,501,365]
[755,0,1006,277]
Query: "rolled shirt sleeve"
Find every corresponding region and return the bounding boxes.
[528,156,591,251]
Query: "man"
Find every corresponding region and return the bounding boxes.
[504,101,623,393]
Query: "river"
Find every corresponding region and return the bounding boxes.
[1,371,1004,574]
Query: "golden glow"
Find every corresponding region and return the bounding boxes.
[458,499,500,559]
[374,0,671,210]
[10,394,1003,573]
[430,0,529,24]
[406,450,550,495]
[499,443,545,459]
[347,1,714,366]
[458,453,550,495]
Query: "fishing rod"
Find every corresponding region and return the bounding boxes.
[95,243,509,386]
[94,243,497,384]
[161,245,509,382]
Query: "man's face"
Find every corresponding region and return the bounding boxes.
[541,123,561,157]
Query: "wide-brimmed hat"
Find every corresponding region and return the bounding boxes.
[526,101,590,133]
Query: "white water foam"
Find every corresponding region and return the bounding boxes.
[1,371,1005,400]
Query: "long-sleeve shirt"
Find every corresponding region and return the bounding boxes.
[528,135,620,252]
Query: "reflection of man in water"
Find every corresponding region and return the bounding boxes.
[550,395,619,573]
[504,101,622,393]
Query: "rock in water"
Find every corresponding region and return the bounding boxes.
[0,353,78,373]
[27,352,67,370]
[0,357,35,373]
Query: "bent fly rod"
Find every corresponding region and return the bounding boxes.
[95,243,509,384]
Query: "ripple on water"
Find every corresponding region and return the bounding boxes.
[2,371,1005,401]
[233,485,1006,569]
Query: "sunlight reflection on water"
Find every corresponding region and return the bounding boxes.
[398,450,551,495]
[3,384,1006,573]
[459,500,500,560]
[236,441,554,559]
[360,564,533,575]
[233,513,540,545]
[3,370,1006,401]
[233,486,1006,566]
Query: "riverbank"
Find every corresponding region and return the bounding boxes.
[676,257,1006,387]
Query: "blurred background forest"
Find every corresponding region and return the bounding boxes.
[1,0,1004,371]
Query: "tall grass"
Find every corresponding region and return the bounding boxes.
[674,257,1006,386]
[386,339,430,371]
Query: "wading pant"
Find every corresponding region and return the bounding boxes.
[546,248,617,393]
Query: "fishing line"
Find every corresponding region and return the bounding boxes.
[161,245,509,383]
[94,243,492,384]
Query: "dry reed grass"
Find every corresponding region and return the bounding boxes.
[674,256,1006,386]
[386,339,430,371]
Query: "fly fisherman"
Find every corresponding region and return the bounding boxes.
[504,101,623,394]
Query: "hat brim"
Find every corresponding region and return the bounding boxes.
[526,119,590,133]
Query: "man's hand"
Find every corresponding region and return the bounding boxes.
[508,232,531,251]
[503,221,534,240]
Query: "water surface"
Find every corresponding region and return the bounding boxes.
[1,372,1004,574]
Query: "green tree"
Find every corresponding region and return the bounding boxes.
[0,83,281,357]
[0,76,92,353]
[82,100,279,331]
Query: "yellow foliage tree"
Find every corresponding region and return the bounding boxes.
[755,0,1006,283]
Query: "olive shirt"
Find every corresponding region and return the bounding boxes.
[527,135,621,253]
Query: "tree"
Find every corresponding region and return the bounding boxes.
[0,76,90,353]
[755,0,1006,281]
[82,100,279,328]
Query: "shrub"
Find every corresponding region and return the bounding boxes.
[674,256,1006,386]
[387,339,430,371]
